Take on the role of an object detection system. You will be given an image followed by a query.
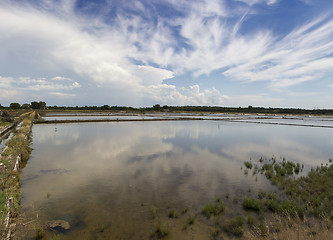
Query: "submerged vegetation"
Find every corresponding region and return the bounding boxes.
[145,157,333,239]
[202,198,225,219]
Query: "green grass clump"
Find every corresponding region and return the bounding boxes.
[223,216,244,237]
[280,200,305,219]
[151,218,168,239]
[257,190,266,200]
[243,197,262,212]
[187,214,197,225]
[35,226,45,240]
[244,161,253,169]
[151,206,158,219]
[202,203,214,218]
[202,199,225,219]
[265,199,281,213]
[182,207,188,215]
[0,191,7,219]
[168,209,178,219]
[50,235,62,240]
[247,213,256,227]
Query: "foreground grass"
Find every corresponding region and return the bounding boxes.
[0,122,11,130]
[0,111,34,238]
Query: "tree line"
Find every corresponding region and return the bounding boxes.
[1,102,333,115]
[0,101,47,110]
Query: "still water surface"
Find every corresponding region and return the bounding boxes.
[18,121,333,239]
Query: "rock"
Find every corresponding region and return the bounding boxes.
[47,220,71,231]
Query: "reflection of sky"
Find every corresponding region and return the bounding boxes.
[20,121,333,238]
[44,113,333,128]
[0,132,14,153]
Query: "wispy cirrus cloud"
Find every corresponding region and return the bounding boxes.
[234,0,280,6]
[222,16,333,89]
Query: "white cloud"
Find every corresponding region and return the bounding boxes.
[234,0,279,6]
[222,17,333,90]
[0,76,80,92]
[0,0,332,106]
[52,76,73,81]
[49,92,76,97]
[0,89,21,101]
[224,94,282,107]
[144,84,228,106]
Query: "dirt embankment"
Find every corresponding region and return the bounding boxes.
[0,111,35,239]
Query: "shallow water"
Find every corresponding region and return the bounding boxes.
[0,132,14,154]
[18,120,333,239]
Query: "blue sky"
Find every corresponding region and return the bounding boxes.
[0,0,333,108]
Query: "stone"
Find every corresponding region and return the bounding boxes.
[47,220,71,230]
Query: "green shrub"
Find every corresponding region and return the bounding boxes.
[243,197,262,211]
[265,199,281,213]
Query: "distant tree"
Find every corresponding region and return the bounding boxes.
[153,104,161,111]
[30,101,39,109]
[10,102,21,109]
[39,101,46,109]
[101,105,110,110]
[31,101,46,109]
[21,103,31,109]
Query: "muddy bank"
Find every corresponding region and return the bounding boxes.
[0,112,34,239]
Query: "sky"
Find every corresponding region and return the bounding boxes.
[0,0,333,108]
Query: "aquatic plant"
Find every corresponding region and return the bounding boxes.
[168,209,178,219]
[223,216,244,237]
[151,206,158,220]
[51,234,62,240]
[187,214,197,225]
[181,207,188,215]
[35,226,45,240]
[151,218,168,239]
[202,203,214,218]
[247,213,256,227]
[244,161,253,169]
[257,190,266,200]
[243,197,262,212]
[202,199,225,219]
